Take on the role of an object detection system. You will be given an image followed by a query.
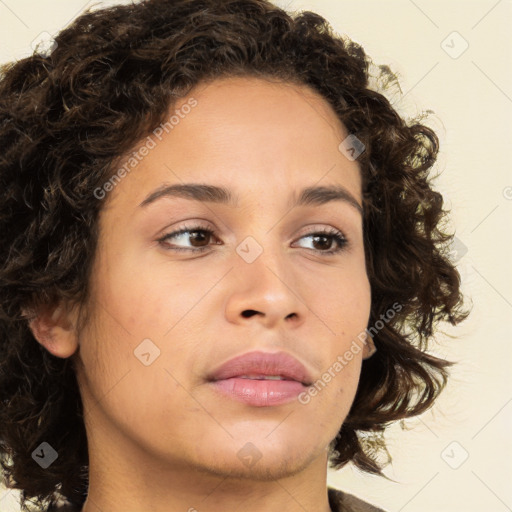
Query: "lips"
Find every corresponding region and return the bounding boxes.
[206,350,314,407]
[207,350,314,386]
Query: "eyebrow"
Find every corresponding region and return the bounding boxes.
[138,183,363,214]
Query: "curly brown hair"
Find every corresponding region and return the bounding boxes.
[0,0,469,510]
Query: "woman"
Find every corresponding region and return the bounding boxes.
[0,1,469,511]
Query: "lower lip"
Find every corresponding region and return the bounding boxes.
[209,377,307,406]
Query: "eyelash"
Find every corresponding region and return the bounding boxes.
[157,223,348,256]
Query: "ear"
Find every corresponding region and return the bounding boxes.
[361,333,377,360]
[23,301,80,359]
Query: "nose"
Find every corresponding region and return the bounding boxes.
[224,246,308,330]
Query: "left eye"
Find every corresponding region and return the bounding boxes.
[157,224,348,255]
[297,229,348,254]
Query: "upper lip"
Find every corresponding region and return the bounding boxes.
[207,350,314,386]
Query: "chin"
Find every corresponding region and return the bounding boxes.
[193,448,320,482]
[185,434,326,482]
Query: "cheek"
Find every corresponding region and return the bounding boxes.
[76,252,206,404]
[303,261,370,397]
[75,304,186,430]
[303,256,371,336]
[96,232,218,340]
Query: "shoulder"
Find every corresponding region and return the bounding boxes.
[328,486,388,512]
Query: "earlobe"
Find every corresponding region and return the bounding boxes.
[362,334,377,360]
[24,302,80,359]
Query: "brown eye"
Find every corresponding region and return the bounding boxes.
[157,225,218,252]
[294,228,348,255]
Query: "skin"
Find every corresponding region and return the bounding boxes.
[29,76,375,512]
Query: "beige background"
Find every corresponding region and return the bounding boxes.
[1,1,511,511]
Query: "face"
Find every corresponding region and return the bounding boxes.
[72,76,371,481]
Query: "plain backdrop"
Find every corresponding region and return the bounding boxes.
[0,1,511,511]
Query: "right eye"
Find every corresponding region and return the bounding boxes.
[157,224,220,253]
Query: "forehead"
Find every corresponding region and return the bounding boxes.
[106,75,362,212]
[178,75,349,144]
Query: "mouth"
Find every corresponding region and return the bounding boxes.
[208,376,308,407]
[237,374,292,380]
[206,350,313,407]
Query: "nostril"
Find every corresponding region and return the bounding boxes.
[241,310,259,318]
